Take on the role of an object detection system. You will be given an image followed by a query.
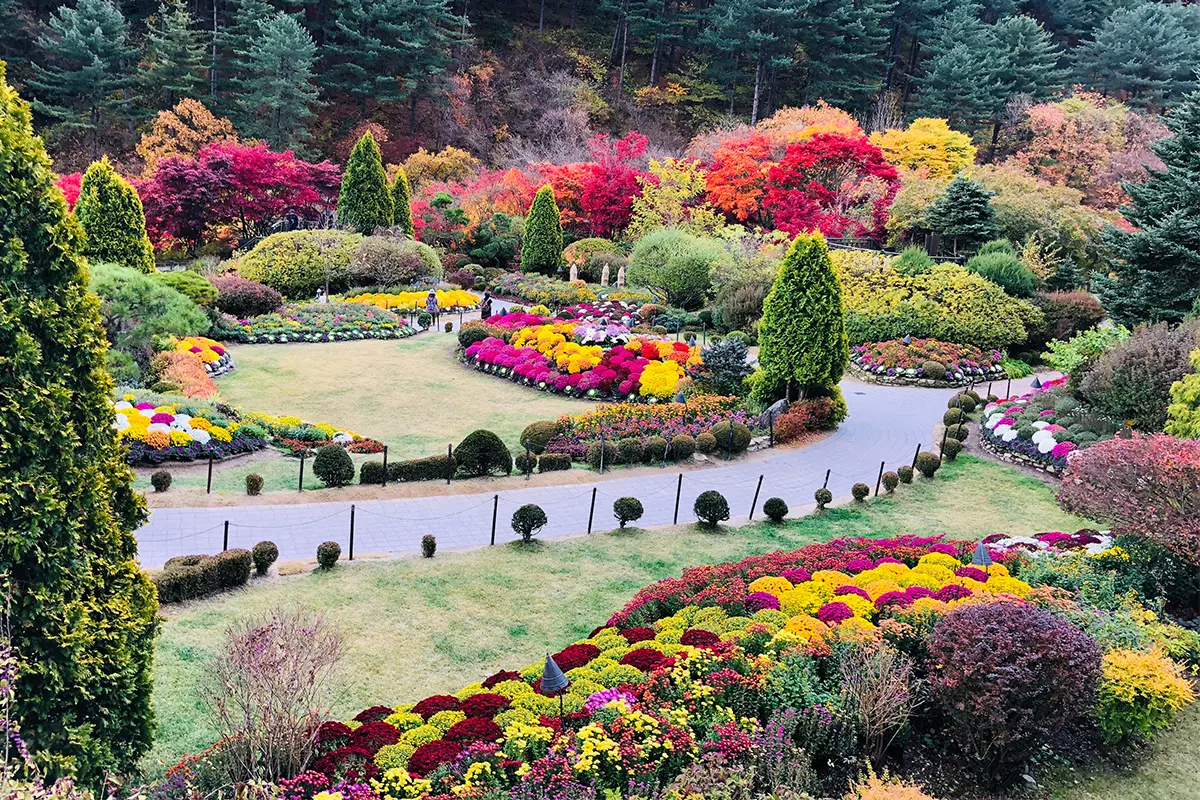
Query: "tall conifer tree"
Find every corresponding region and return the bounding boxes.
[337,130,393,234]
[522,185,564,276]
[235,13,321,150]
[143,0,206,110]
[392,166,415,238]
[75,157,157,274]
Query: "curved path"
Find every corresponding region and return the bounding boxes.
[134,374,1046,567]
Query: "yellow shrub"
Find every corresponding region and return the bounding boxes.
[1097,649,1195,743]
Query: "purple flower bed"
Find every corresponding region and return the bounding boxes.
[124,436,268,465]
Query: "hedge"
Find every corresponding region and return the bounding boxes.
[154,549,253,603]
[238,230,362,299]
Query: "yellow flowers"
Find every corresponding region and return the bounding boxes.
[370,767,431,800]
[347,289,480,311]
[747,576,793,597]
[639,359,685,399]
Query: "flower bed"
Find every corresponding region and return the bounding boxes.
[213,302,416,344]
[489,272,653,307]
[242,411,385,456]
[849,338,1005,387]
[557,396,747,443]
[175,336,235,377]
[113,394,268,465]
[257,533,1196,799]
[980,377,1119,475]
[345,289,479,312]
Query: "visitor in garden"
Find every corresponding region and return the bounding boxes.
[425,290,439,316]
[479,291,493,318]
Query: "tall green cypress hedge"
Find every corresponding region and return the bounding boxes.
[0,63,159,783]
[757,232,848,401]
[392,165,415,238]
[521,184,564,276]
[337,130,393,234]
[74,157,156,273]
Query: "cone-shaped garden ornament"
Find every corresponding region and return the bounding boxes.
[971,541,994,569]
[542,653,569,694]
[1030,376,1042,389]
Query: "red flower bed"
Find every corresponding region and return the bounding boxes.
[348,721,400,754]
[412,694,461,720]
[679,629,721,648]
[459,692,510,718]
[551,643,601,672]
[444,717,504,743]
[482,669,521,689]
[352,705,394,723]
[619,627,656,644]
[312,721,352,754]
[620,648,668,672]
[407,739,464,776]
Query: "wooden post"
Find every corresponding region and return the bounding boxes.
[726,421,734,461]
[382,445,388,487]
[222,520,228,551]
[490,494,498,545]
[749,475,763,520]
[874,461,885,496]
[599,432,606,474]
[298,450,306,493]
[911,444,921,470]
[587,488,597,534]
[206,456,214,494]
[349,504,355,560]
[673,474,683,524]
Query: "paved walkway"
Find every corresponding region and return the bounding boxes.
[134,374,1045,567]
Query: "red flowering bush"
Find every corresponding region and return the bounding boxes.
[309,745,378,782]
[679,629,721,648]
[407,739,464,776]
[620,627,656,644]
[552,643,601,672]
[773,397,845,444]
[312,721,352,754]
[412,694,461,720]
[927,603,1101,782]
[459,692,510,718]
[352,706,394,723]
[482,669,521,689]
[348,720,400,754]
[444,717,504,743]
[620,648,668,672]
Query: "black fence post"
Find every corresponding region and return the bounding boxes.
[206,456,214,494]
[587,488,597,534]
[599,432,606,474]
[447,444,453,484]
[939,425,950,462]
[726,422,734,461]
[768,411,774,448]
[874,461,885,496]
[298,451,306,493]
[673,474,682,524]
[222,520,228,551]
[1005,378,1012,398]
[490,494,498,545]
[382,445,388,487]
[822,469,831,490]
[749,475,763,520]
[986,381,993,400]
[911,444,922,470]
[349,504,355,560]
[526,446,532,481]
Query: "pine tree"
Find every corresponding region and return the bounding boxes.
[75,157,156,273]
[1095,91,1200,324]
[757,232,848,400]
[213,0,274,114]
[392,166,415,238]
[521,185,564,276]
[915,6,1004,131]
[235,13,321,151]
[337,130,394,234]
[143,0,206,110]
[797,0,893,113]
[0,62,159,784]
[925,176,997,252]
[30,0,136,160]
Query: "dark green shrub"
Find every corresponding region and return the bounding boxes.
[417,311,432,329]
[941,438,964,460]
[814,487,833,509]
[894,246,935,275]
[245,473,263,495]
[511,504,548,543]
[520,420,559,454]
[693,490,730,527]
[943,408,966,426]
[313,444,355,488]
[585,441,622,469]
[252,541,278,576]
[522,186,564,275]
[670,434,696,460]
[316,540,341,569]
[897,466,914,484]
[458,324,492,349]
[978,238,1017,256]
[644,435,669,462]
[948,424,969,442]
[1017,423,1036,440]
[454,430,513,477]
[155,549,252,604]
[421,534,436,558]
[153,269,218,306]
[708,420,752,455]
[613,497,644,528]
[922,360,947,380]
[925,176,998,251]
[694,337,754,395]
[515,452,537,475]
[966,251,1037,298]
[151,470,172,492]
[763,497,788,523]
[390,453,456,482]
[105,349,141,384]
[392,166,415,237]
[695,431,718,455]
[538,453,572,472]
[359,460,386,484]
[618,437,644,464]
[915,451,941,478]
[89,261,210,352]
[948,392,977,412]
[882,471,899,493]
[966,389,982,403]
[852,483,871,502]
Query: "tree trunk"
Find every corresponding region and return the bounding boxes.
[617,18,629,99]
[901,37,919,106]
[539,0,545,31]
[751,50,763,124]
[210,0,218,99]
[649,35,660,86]
[989,119,1002,162]
[90,105,100,162]
[410,94,418,135]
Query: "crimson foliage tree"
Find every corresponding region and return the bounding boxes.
[579,132,649,238]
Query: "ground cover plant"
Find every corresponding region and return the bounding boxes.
[211,302,416,344]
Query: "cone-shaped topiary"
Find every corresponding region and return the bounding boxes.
[925,175,997,252]
[0,64,159,782]
[392,165,415,238]
[75,156,156,273]
[338,130,393,234]
[757,233,848,402]
[522,185,564,276]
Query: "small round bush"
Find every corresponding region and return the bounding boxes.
[454,429,513,477]
[922,360,947,381]
[617,437,644,464]
[882,471,899,493]
[966,389,982,402]
[458,325,491,349]
[151,470,172,493]
[941,438,963,461]
[417,311,432,329]
[245,473,264,495]
[851,483,870,502]
[613,497,644,529]
[914,451,941,479]
[670,434,696,460]
[514,452,536,476]
[897,465,914,484]
[708,420,752,455]
[519,420,559,454]
[644,435,668,462]
[814,487,833,509]
[252,541,278,576]
[948,392,977,412]
[585,441,622,469]
[209,275,283,317]
[316,540,341,570]
[511,504,548,543]
[943,408,966,426]
[359,461,386,484]
[695,431,718,455]
[693,490,730,527]
[421,534,436,558]
[312,444,354,488]
[763,497,788,523]
[948,424,969,442]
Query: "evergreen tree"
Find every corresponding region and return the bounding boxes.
[337,130,393,234]
[30,0,136,160]
[522,185,564,276]
[392,166,415,238]
[914,6,1005,130]
[988,14,1066,152]
[1096,91,1200,324]
[701,0,803,123]
[75,157,156,274]
[798,0,894,113]
[0,62,158,784]
[235,13,320,151]
[757,232,848,400]
[143,0,206,110]
[925,176,998,251]
[213,0,274,113]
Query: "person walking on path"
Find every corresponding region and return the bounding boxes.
[479,291,493,319]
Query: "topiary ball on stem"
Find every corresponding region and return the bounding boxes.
[897,465,914,484]
[814,487,833,509]
[453,429,513,477]
[252,541,278,576]
[316,540,341,570]
[693,490,730,527]
[943,408,966,426]
[949,424,969,442]
[948,392,977,412]
[915,451,941,478]
[245,473,264,495]
[669,434,696,460]
[313,445,355,487]
[511,504,547,543]
[882,471,899,493]
[151,470,172,492]
[941,438,964,461]
[852,483,871,502]
[763,497,788,523]
[613,497,644,529]
[514,452,536,476]
[644,436,668,462]
[421,534,436,558]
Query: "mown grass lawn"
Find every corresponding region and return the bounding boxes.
[145,455,1094,775]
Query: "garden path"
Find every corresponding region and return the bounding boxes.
[134,374,1050,567]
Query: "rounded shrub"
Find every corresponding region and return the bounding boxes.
[453,430,513,478]
[1096,648,1196,744]
[643,436,668,462]
[458,324,491,349]
[693,490,730,527]
[1017,423,1036,441]
[882,471,899,493]
[210,275,283,317]
[613,497,644,529]
[965,251,1037,298]
[695,431,718,455]
[617,438,644,464]
[347,236,440,286]
[914,451,941,479]
[814,487,833,509]
[153,270,218,307]
[537,453,572,472]
[316,540,341,570]
[763,497,788,523]
[421,534,437,559]
[245,473,264,495]
[628,228,731,310]
[852,483,871,502]
[359,461,386,484]
[947,392,977,412]
[941,438,963,460]
[708,420,752,455]
[313,444,355,488]
[444,322,453,333]
[251,541,278,576]
[511,504,547,543]
[897,465,914,484]
[669,434,696,460]
[922,360,947,381]
[943,408,966,426]
[238,230,361,299]
[948,424,969,442]
[150,470,172,493]
[585,441,621,469]
[514,452,536,476]
[519,421,559,454]
[894,246,935,275]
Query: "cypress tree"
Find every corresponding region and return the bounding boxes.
[75,157,156,273]
[0,62,159,783]
[925,176,998,252]
[757,233,848,401]
[337,130,393,235]
[522,185,564,276]
[1096,91,1200,324]
[392,165,415,238]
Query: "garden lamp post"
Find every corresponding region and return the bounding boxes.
[542,653,570,722]
[971,541,994,578]
[1030,376,1042,390]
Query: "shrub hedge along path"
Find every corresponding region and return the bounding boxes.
[134,372,1051,567]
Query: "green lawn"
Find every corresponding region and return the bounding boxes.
[144,455,1094,775]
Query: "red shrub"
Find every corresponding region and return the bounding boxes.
[209,274,283,318]
[352,706,394,723]
[348,720,400,754]
[309,745,378,782]
[679,629,721,648]
[620,627,656,644]
[444,717,503,743]
[481,669,522,689]
[459,692,510,718]
[935,584,973,602]
[312,721,352,754]
[552,643,601,672]
[773,397,843,444]
[411,694,461,720]
[151,351,218,399]
[407,739,464,776]
[620,648,668,672]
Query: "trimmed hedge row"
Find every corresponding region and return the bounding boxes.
[360,450,573,485]
[154,548,253,603]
